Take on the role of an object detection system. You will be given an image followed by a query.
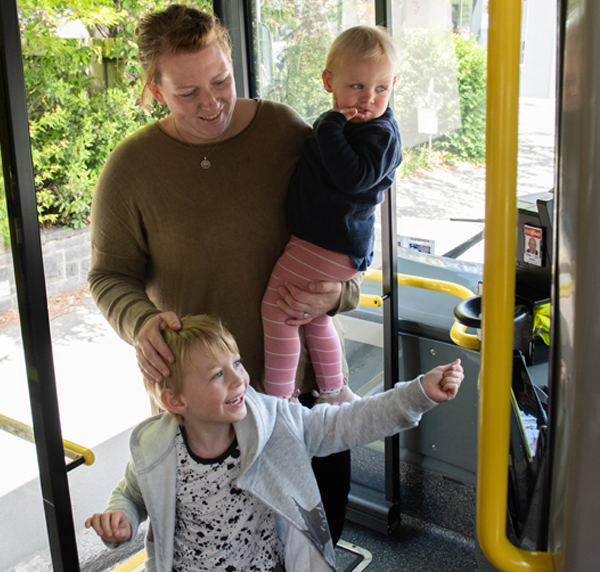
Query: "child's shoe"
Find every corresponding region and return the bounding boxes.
[314,380,360,406]
[288,389,301,404]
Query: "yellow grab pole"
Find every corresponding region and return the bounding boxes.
[477,0,553,569]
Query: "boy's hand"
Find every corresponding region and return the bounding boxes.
[85,511,131,543]
[421,359,464,403]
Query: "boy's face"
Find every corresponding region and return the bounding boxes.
[178,344,250,431]
[528,237,537,252]
[322,52,397,123]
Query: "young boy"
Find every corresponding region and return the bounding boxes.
[262,26,403,404]
[86,315,463,572]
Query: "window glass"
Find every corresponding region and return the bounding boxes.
[251,0,555,415]
[253,0,375,122]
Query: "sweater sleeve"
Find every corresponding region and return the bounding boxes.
[87,131,164,345]
[330,272,363,316]
[301,377,437,458]
[313,110,401,193]
[103,459,148,548]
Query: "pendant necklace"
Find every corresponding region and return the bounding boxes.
[173,117,230,170]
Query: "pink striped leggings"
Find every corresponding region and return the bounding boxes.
[261,236,360,398]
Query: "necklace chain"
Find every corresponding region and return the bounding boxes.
[173,117,229,170]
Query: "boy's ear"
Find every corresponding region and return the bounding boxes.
[147,81,166,104]
[322,69,333,93]
[160,388,187,417]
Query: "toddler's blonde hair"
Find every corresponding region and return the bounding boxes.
[325,25,400,72]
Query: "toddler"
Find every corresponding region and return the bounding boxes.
[262,26,403,403]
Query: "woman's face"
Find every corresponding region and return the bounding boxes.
[150,42,237,144]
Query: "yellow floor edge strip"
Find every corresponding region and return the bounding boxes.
[111,549,145,572]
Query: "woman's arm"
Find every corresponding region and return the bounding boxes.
[87,147,160,346]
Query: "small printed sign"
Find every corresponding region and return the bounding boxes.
[523,224,543,267]
[398,235,435,255]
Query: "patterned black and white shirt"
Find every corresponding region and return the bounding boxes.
[173,428,284,571]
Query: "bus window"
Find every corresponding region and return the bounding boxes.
[251,0,375,122]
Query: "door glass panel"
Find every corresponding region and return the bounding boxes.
[251,0,387,493]
[254,0,375,122]
[0,288,52,568]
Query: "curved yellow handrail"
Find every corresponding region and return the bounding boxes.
[450,321,480,350]
[360,268,479,349]
[477,0,554,570]
[0,413,95,466]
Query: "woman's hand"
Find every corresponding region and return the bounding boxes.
[277,280,342,326]
[135,312,181,383]
[85,511,131,543]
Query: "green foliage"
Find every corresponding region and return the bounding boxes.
[27,73,156,228]
[443,33,487,163]
[257,0,340,122]
[4,0,210,241]
[394,30,486,173]
[394,27,464,150]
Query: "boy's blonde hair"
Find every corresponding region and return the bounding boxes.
[325,25,400,72]
[144,315,240,413]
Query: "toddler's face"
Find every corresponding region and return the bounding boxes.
[323,52,396,123]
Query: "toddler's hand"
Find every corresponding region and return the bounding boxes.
[332,97,357,121]
[421,359,464,403]
[333,106,357,121]
[85,510,131,543]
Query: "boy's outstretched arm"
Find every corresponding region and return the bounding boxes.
[85,510,132,544]
[421,359,464,403]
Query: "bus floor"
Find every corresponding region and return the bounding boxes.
[106,519,479,572]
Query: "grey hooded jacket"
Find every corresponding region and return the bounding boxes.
[104,378,436,571]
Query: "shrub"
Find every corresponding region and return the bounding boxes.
[396,31,487,177]
[443,33,487,163]
[27,67,156,229]
[0,1,207,246]
[394,27,464,150]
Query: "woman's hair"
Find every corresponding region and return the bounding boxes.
[144,314,240,415]
[325,25,401,72]
[135,4,232,105]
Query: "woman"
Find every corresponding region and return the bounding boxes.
[87,4,360,543]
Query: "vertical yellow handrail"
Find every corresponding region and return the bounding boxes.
[477,0,554,569]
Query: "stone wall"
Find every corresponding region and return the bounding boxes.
[0,226,91,313]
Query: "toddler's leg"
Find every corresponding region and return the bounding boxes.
[262,268,301,399]
[306,316,360,405]
[280,238,360,404]
[304,314,345,390]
